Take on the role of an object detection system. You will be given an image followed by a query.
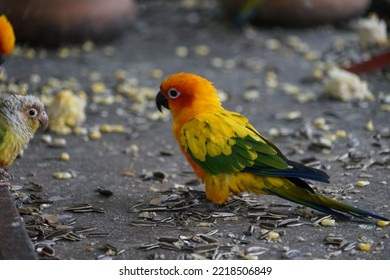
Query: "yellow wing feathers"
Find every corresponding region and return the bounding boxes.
[179,111,270,162]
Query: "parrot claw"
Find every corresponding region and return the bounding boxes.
[0,181,12,189]
[0,168,13,181]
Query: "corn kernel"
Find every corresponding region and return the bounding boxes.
[358,242,371,251]
[356,181,370,188]
[320,218,336,227]
[336,130,347,138]
[89,130,102,140]
[53,171,72,180]
[60,152,70,161]
[266,231,280,239]
[377,220,390,227]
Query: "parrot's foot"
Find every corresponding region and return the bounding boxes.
[0,180,12,189]
[0,168,13,181]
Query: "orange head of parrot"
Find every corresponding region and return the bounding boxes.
[156,72,222,119]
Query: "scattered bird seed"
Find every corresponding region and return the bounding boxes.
[53,171,72,180]
[313,215,333,226]
[194,44,210,56]
[60,152,70,161]
[265,231,280,240]
[355,180,370,188]
[87,232,109,238]
[358,242,371,251]
[283,249,301,259]
[377,220,390,227]
[320,218,336,227]
[49,138,67,148]
[324,67,374,102]
[275,111,302,121]
[242,89,260,101]
[95,187,114,197]
[175,46,189,57]
[89,129,102,140]
[341,241,357,251]
[265,38,282,50]
[366,120,375,131]
[325,235,344,245]
[64,203,104,213]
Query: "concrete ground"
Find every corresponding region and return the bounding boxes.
[3,0,389,259]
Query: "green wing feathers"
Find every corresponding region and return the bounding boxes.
[180,111,328,183]
[0,115,7,146]
[0,115,16,166]
[180,111,285,175]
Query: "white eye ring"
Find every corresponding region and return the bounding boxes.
[167,88,180,99]
[28,108,38,117]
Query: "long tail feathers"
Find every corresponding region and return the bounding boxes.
[263,178,389,221]
[287,161,330,183]
[244,160,330,184]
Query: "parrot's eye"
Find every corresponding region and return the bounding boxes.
[167,88,180,99]
[28,108,38,117]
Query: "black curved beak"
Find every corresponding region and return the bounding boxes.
[156,91,169,112]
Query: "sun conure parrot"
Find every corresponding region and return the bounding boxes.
[0,95,48,186]
[0,14,15,65]
[156,72,388,221]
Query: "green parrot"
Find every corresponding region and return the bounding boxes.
[0,95,48,186]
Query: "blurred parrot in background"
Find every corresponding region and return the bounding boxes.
[156,72,388,221]
[0,14,15,65]
[235,0,265,26]
[0,95,48,186]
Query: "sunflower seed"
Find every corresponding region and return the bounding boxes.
[130,220,157,227]
[62,232,83,241]
[325,235,344,245]
[199,234,219,244]
[159,242,182,251]
[44,229,71,240]
[261,213,288,220]
[73,227,97,233]
[341,241,357,251]
[27,182,44,192]
[140,207,168,212]
[157,216,175,224]
[196,222,215,227]
[158,236,180,243]
[205,229,219,236]
[193,243,219,253]
[259,222,277,230]
[95,187,113,197]
[278,218,305,227]
[248,211,268,217]
[41,214,59,224]
[64,203,92,211]
[245,246,268,256]
[283,249,301,259]
[87,232,109,238]
[36,245,55,257]
[139,242,160,250]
